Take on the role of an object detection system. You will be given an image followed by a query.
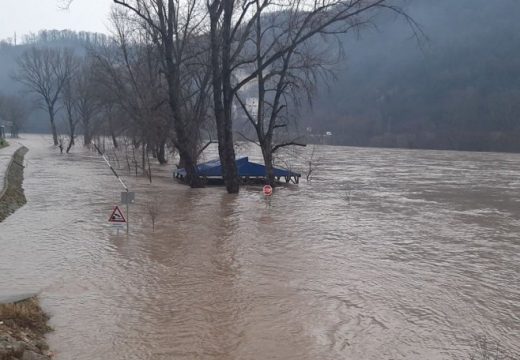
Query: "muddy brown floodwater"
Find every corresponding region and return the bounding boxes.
[0,135,519,359]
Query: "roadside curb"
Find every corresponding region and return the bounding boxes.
[0,146,28,200]
[0,146,29,221]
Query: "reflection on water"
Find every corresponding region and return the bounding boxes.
[0,135,519,359]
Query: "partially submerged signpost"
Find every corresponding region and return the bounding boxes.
[263,185,273,196]
[108,205,126,235]
[263,184,273,207]
[93,144,134,235]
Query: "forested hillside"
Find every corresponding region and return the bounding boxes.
[306,0,520,151]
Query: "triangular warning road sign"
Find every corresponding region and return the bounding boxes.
[108,206,126,223]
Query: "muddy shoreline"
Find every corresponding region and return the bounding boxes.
[0,146,29,222]
[0,298,53,360]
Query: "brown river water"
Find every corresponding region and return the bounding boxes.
[1,135,519,359]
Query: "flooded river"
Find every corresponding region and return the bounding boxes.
[1,135,519,359]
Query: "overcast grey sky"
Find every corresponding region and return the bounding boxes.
[0,0,112,41]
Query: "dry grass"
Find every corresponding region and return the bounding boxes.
[0,297,51,336]
[468,336,518,360]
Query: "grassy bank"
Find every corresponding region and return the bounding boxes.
[0,147,28,222]
[0,297,53,359]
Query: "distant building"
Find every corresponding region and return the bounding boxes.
[305,130,335,145]
[0,121,14,138]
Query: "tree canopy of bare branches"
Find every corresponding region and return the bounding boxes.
[206,0,417,191]
[111,0,213,187]
[14,46,77,145]
[50,0,416,191]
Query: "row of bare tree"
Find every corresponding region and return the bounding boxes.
[15,0,413,193]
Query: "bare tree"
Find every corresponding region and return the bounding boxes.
[75,60,101,146]
[306,144,319,182]
[61,0,416,191]
[61,76,79,153]
[89,15,168,173]
[14,46,76,145]
[207,0,417,191]
[147,198,161,232]
[57,133,66,153]
[235,11,342,185]
[111,0,211,188]
[207,0,242,193]
[468,335,517,360]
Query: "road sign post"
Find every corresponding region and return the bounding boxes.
[121,191,135,235]
[263,185,273,207]
[93,144,134,236]
[108,206,126,235]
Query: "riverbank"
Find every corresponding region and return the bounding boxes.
[0,146,28,222]
[0,297,53,359]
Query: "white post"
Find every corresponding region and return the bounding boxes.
[126,189,129,235]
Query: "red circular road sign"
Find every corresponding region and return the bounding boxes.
[263,185,273,196]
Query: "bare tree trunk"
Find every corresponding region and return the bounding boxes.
[126,153,131,173]
[209,0,239,193]
[48,105,58,146]
[261,145,275,186]
[131,145,138,176]
[66,127,75,153]
[108,117,118,148]
[146,144,152,183]
[157,139,167,164]
[111,132,118,148]
[179,148,202,187]
[163,27,203,187]
[215,110,239,192]
[83,120,92,145]
[141,141,146,176]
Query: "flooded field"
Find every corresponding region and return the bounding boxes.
[1,135,519,359]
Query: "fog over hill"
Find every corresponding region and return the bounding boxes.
[305,0,520,152]
[0,30,109,132]
[1,0,520,152]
